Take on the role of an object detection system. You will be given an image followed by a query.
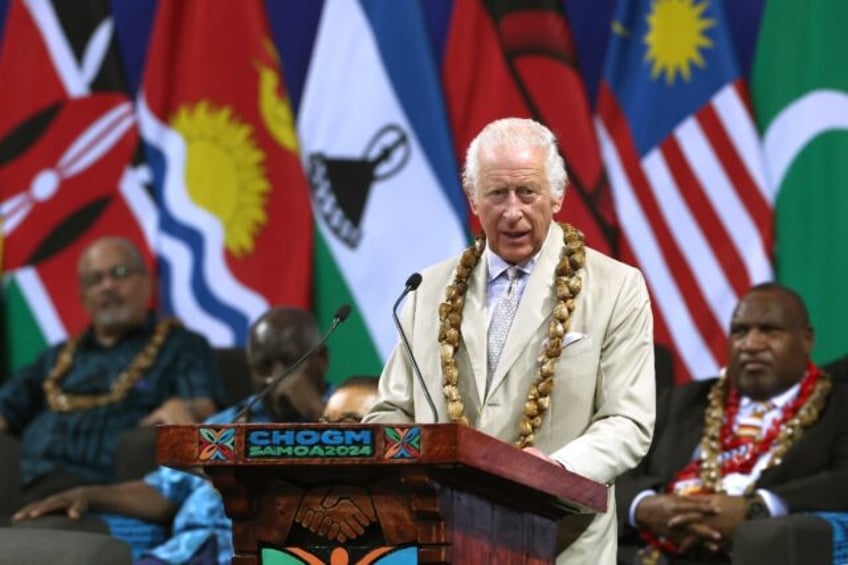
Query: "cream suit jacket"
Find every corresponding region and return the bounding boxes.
[364,223,656,564]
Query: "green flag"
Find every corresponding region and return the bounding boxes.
[752,0,848,364]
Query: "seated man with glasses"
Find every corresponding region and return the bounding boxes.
[12,306,335,565]
[0,236,226,505]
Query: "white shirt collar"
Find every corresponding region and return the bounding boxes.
[739,380,801,412]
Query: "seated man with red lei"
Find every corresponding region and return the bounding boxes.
[616,282,848,564]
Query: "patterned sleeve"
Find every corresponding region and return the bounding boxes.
[0,347,56,433]
[144,465,207,506]
[167,329,228,408]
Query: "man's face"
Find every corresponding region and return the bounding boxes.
[469,145,562,264]
[726,289,812,400]
[78,241,151,340]
[248,318,327,422]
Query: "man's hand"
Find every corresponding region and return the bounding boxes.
[139,398,195,426]
[522,446,566,469]
[685,493,748,541]
[636,493,722,552]
[13,487,92,522]
[275,372,326,422]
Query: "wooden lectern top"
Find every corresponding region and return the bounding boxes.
[157,422,606,515]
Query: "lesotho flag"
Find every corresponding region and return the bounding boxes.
[138,0,313,346]
[297,0,468,380]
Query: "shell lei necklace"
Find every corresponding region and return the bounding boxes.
[437,223,586,448]
[689,361,830,493]
[44,318,180,412]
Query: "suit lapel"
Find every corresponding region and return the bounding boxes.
[488,225,562,396]
[460,250,488,405]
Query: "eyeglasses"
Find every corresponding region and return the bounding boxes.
[80,264,144,289]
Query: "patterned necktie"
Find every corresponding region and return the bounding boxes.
[487,267,521,392]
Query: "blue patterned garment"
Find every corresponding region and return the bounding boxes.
[814,512,848,565]
[0,313,226,486]
[104,391,331,565]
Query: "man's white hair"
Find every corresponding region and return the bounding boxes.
[462,117,567,200]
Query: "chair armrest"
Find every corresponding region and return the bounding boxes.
[0,529,131,565]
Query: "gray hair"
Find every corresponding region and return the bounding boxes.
[462,118,567,200]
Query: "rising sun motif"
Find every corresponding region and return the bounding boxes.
[171,101,269,257]
[643,0,715,85]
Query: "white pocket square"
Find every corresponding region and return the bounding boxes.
[562,332,587,347]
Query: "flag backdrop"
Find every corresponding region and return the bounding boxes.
[596,0,773,381]
[4,0,847,385]
[0,0,152,372]
[138,0,312,346]
[298,0,467,381]
[752,0,848,365]
[443,0,619,256]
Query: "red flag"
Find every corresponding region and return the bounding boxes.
[140,0,312,344]
[443,0,619,255]
[0,0,152,341]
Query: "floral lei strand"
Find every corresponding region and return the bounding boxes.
[44,318,181,412]
[437,223,586,448]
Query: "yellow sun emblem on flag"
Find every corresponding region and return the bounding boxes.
[171,101,269,257]
[643,0,715,85]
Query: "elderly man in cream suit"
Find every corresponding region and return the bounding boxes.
[364,117,655,564]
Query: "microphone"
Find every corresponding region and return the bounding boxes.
[231,304,352,423]
[392,273,439,423]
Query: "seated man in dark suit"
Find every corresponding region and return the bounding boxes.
[617,283,848,564]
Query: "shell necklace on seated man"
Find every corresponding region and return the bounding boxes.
[44,318,180,412]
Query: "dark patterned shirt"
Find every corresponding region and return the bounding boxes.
[0,313,226,486]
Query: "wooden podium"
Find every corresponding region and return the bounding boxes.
[157,423,606,564]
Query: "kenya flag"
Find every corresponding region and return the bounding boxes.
[0,0,153,374]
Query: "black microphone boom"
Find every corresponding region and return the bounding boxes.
[231,304,351,423]
[392,273,439,423]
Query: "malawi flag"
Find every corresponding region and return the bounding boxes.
[298,0,467,382]
[138,0,312,346]
[752,0,848,365]
[0,0,152,374]
[443,0,618,256]
[596,0,773,381]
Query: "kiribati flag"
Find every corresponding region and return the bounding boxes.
[596,0,773,381]
[138,0,313,346]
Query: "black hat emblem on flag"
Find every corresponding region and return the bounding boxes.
[308,124,411,248]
